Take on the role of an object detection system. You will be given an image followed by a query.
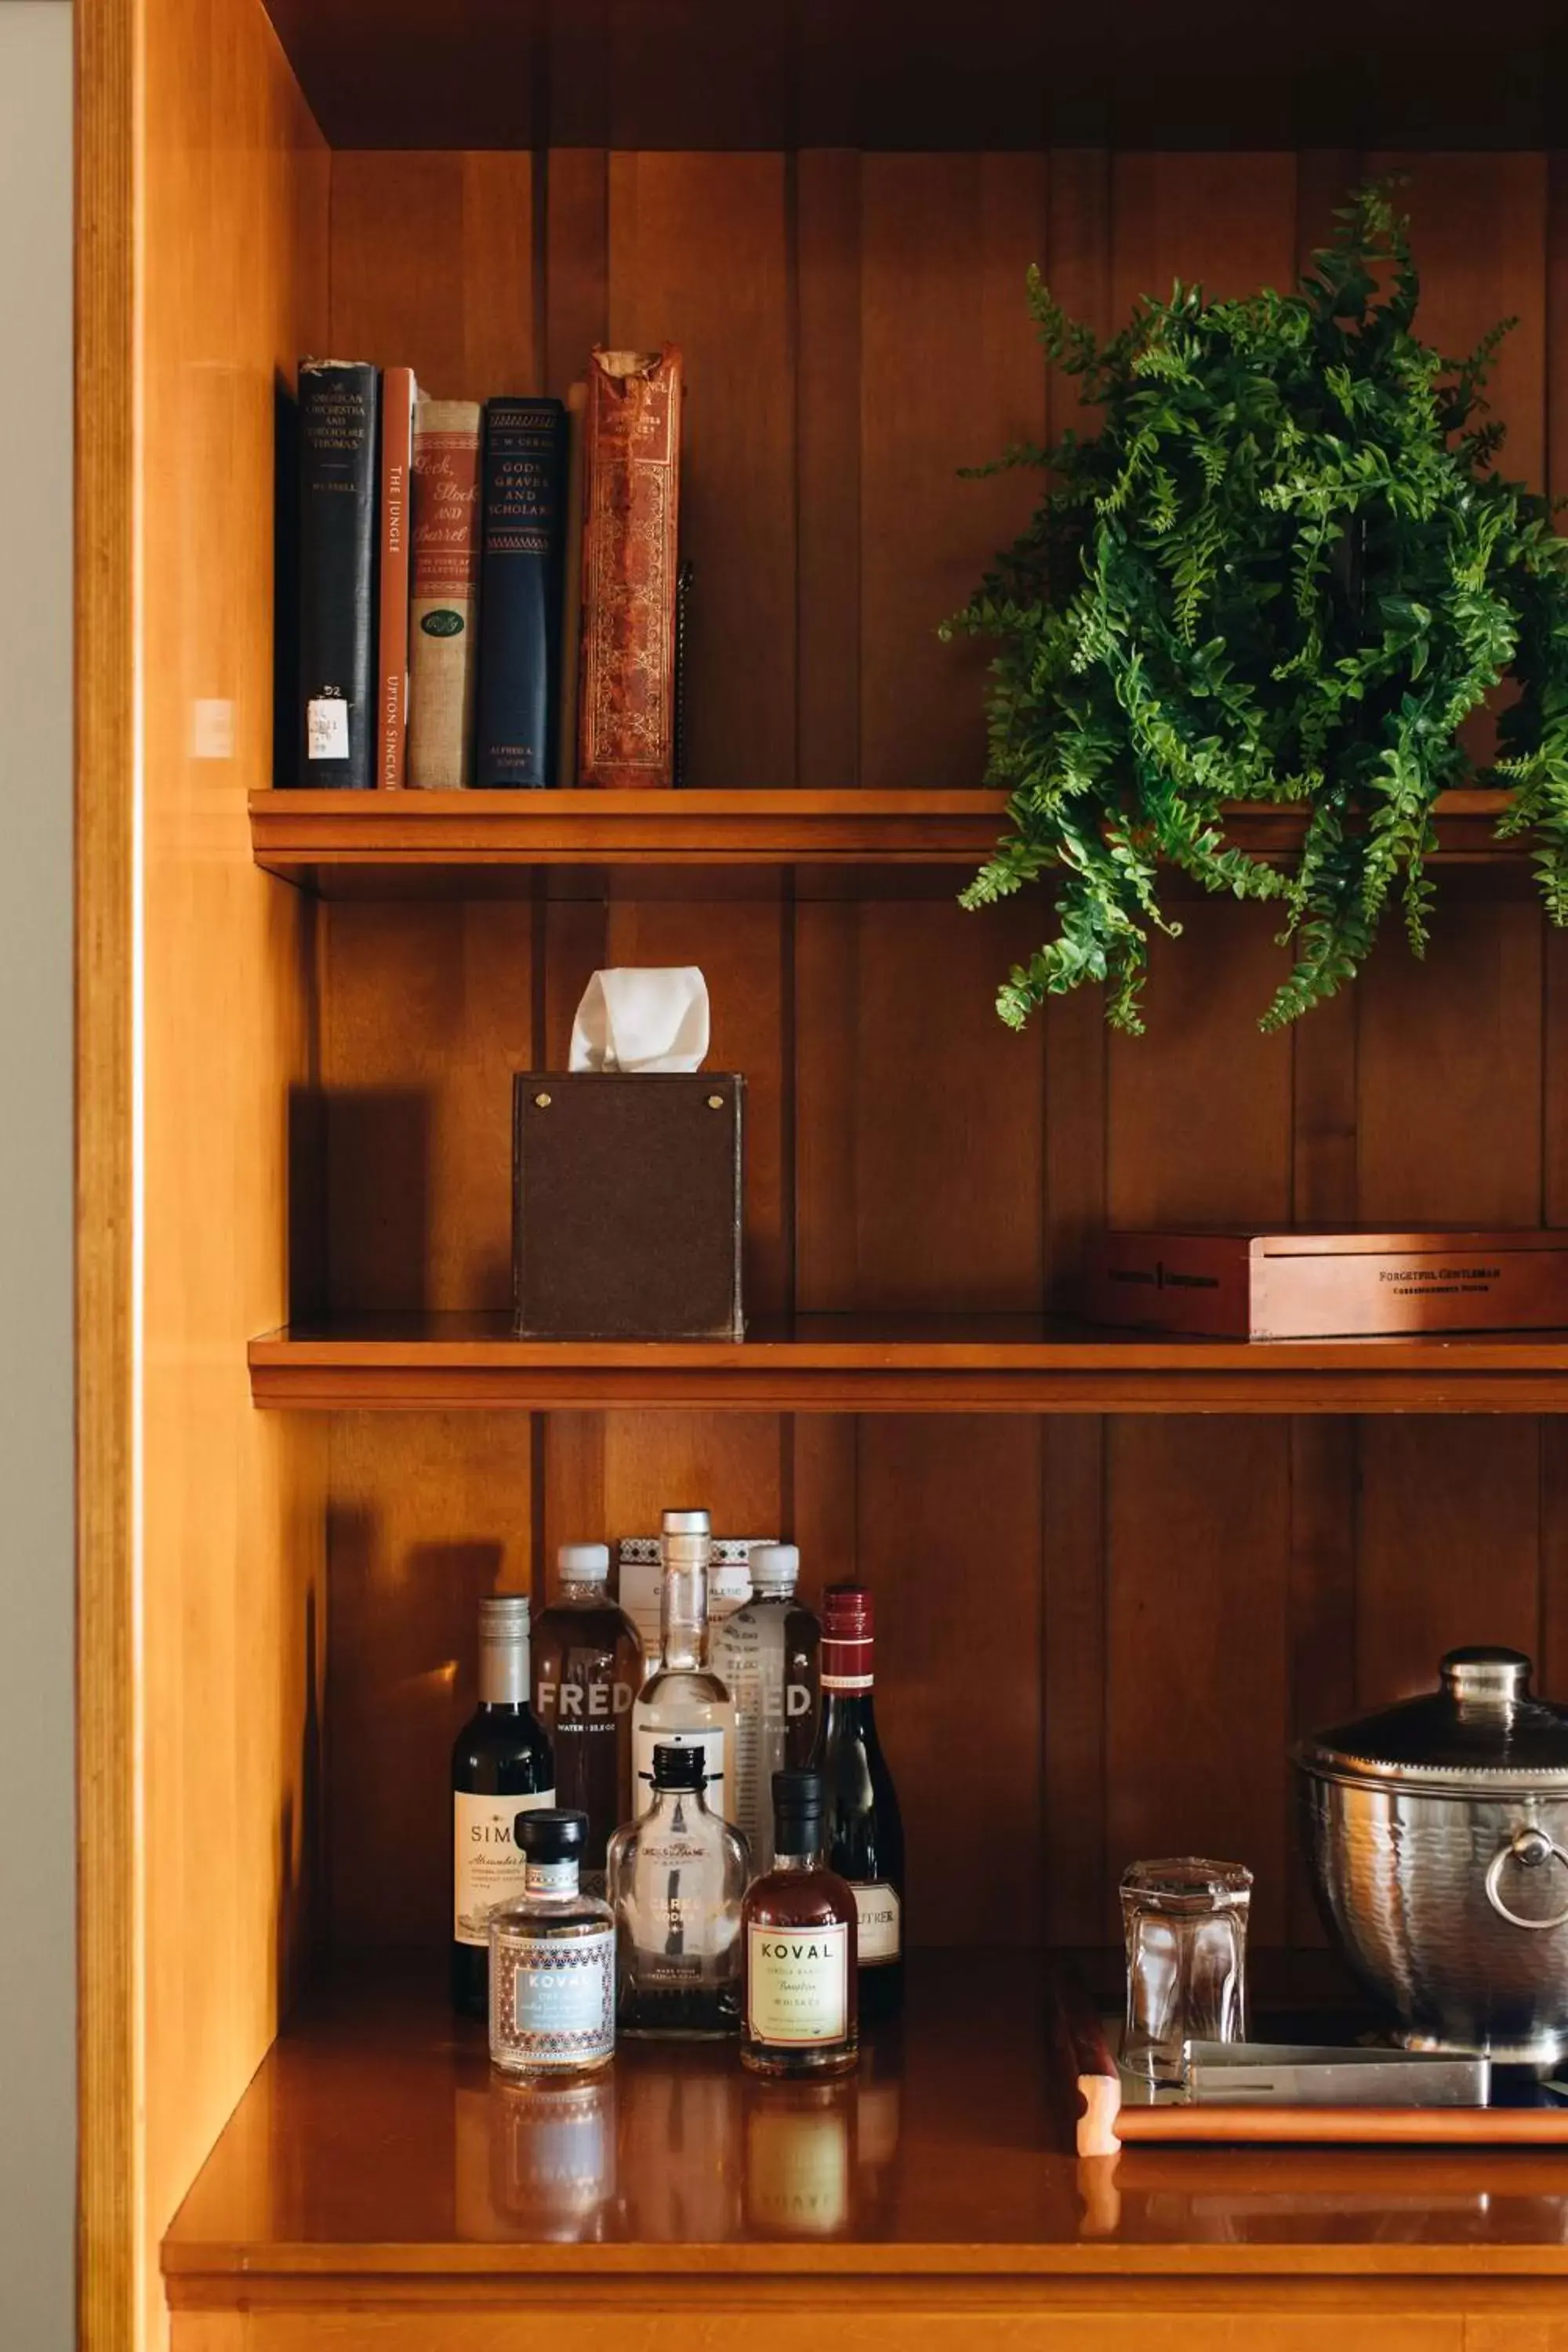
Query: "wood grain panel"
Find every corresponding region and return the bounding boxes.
[1110,151,1298,310]
[321,901,533,1312]
[543,148,608,394]
[1105,1419,1292,1944]
[1356,1421,1541,1706]
[1105,909,1295,1228]
[77,0,140,2339]
[797,898,1047,1311]
[607,152,796,787]
[328,151,537,395]
[797,149,862,787]
[858,154,1049,789]
[857,1421,1045,1944]
[326,1414,532,1950]
[121,2,332,2347]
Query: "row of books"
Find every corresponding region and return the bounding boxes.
[290,346,684,792]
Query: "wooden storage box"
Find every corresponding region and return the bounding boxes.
[1083,1229,1568,1340]
[512,1073,744,1339]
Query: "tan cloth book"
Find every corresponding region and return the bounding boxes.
[408,397,482,789]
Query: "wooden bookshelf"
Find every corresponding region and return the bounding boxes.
[162,1954,1568,2339]
[249,1313,1568,1414]
[79,0,1568,2343]
[250,786,1526,888]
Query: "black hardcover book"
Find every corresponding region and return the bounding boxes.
[295,359,379,790]
[475,396,568,789]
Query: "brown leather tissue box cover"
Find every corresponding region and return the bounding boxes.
[513,1073,744,1339]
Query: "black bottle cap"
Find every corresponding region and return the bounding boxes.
[514,1806,589,1860]
[652,1744,707,1791]
[771,1766,825,1827]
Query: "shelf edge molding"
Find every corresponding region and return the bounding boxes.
[249,786,1525,881]
[248,1321,1568,1415]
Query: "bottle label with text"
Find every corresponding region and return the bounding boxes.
[453,1788,557,1947]
[503,1926,615,2066]
[851,1882,902,1965]
[747,1921,849,2045]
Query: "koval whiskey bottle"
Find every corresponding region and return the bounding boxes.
[713,1542,820,1874]
[606,1743,750,2037]
[488,1809,615,2081]
[532,1541,644,1892]
[813,1581,906,2023]
[630,1508,739,1820]
[452,1595,556,2019]
[741,1768,859,2078]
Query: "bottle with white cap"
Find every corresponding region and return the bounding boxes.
[532,1541,644,1893]
[713,1543,821,1873]
[630,1508,742,1827]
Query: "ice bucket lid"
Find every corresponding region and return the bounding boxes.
[1294,1647,1568,1791]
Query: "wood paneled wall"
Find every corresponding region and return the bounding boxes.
[100,2,332,2346]
[319,149,1568,1960]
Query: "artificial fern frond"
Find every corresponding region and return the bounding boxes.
[951,179,1568,1031]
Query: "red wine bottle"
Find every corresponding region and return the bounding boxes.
[811,1582,905,2023]
[452,1595,555,2018]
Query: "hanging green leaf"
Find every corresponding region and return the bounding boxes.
[946,183,1568,1032]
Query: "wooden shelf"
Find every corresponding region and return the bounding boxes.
[248,1312,1568,1414]
[258,0,1568,152]
[249,788,1526,893]
[162,1951,1568,2311]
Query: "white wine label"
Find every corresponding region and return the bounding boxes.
[851,1882,902,1965]
[307,695,350,758]
[747,1922,849,2045]
[632,1723,726,1798]
[501,1926,615,2067]
[453,1788,556,1947]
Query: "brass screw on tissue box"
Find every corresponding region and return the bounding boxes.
[512,1073,745,1341]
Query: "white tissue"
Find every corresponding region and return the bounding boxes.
[568,967,710,1073]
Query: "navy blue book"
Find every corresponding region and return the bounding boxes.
[475,396,568,789]
[295,359,379,789]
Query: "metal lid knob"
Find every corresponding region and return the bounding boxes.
[1442,1646,1533,1708]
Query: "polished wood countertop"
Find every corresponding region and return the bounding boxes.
[162,1953,1568,2285]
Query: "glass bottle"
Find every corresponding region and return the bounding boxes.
[488,1808,615,2081]
[741,1768,859,2078]
[713,1542,821,1875]
[630,1507,739,1820]
[606,1743,750,2037]
[451,1594,556,2019]
[813,1581,906,2023]
[532,1540,644,1894]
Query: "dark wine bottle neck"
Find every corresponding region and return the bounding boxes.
[819,1685,878,1738]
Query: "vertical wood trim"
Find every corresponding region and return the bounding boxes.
[77,0,144,2345]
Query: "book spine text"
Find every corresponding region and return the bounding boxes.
[296,359,379,790]
[579,346,683,789]
[408,399,483,789]
[475,396,568,789]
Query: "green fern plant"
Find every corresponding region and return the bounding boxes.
[946,184,1568,1033]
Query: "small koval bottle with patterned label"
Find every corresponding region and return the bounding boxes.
[488,1809,615,2081]
[452,1595,556,2019]
[813,1581,905,2023]
[630,1508,740,1820]
[741,1769,858,2078]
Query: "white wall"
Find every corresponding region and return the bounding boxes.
[0,5,75,2347]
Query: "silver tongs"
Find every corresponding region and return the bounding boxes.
[1182,2041,1490,2107]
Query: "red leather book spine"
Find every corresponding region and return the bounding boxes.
[376,365,417,787]
[578,344,682,788]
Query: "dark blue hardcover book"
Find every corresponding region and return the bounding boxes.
[475,396,568,789]
[295,359,379,789]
